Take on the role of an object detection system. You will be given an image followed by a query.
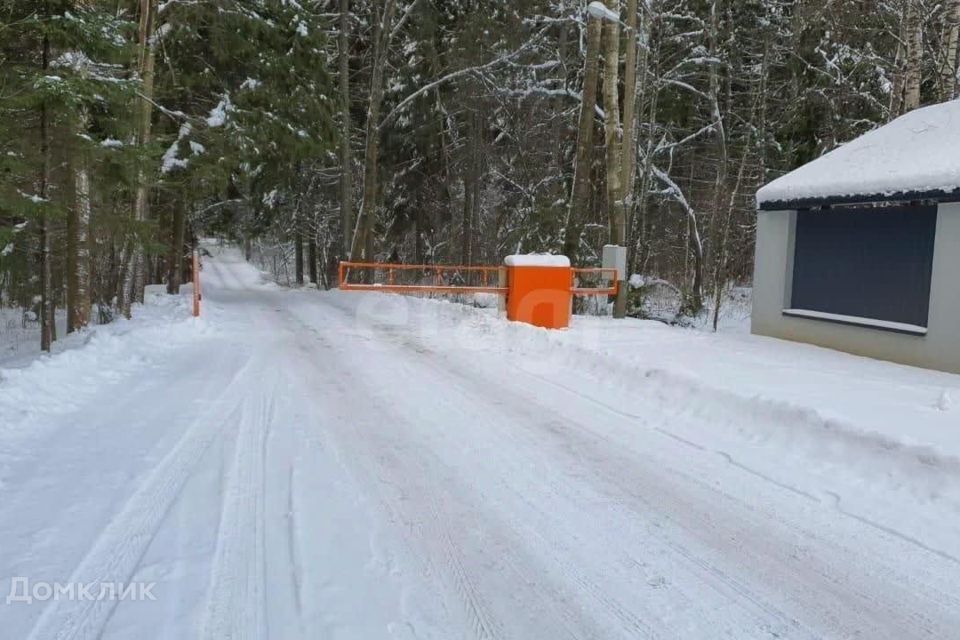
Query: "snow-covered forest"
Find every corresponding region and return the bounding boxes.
[2,0,958,347]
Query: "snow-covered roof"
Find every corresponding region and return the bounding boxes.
[757,100,960,209]
[504,254,570,268]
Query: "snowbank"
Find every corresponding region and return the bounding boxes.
[757,99,960,206]
[0,288,210,444]
[325,289,960,494]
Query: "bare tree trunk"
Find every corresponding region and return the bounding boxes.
[563,15,603,263]
[941,0,960,101]
[415,190,426,264]
[123,0,158,316]
[601,0,627,318]
[686,162,704,314]
[711,132,752,332]
[67,196,76,333]
[471,136,482,265]
[890,0,923,119]
[690,241,704,315]
[308,235,318,287]
[339,0,353,257]
[167,203,185,294]
[632,8,660,277]
[116,241,132,312]
[39,175,53,351]
[889,21,907,118]
[294,225,304,285]
[903,0,922,112]
[69,107,92,332]
[703,0,727,318]
[38,23,53,351]
[553,21,570,244]
[461,171,473,267]
[619,0,640,200]
[461,105,481,266]
[683,210,691,301]
[349,0,398,268]
[633,88,657,276]
[615,0,641,316]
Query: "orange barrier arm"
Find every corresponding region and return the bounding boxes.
[571,267,619,296]
[339,261,508,294]
[339,261,618,297]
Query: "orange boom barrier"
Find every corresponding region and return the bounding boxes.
[339,261,507,294]
[338,259,618,330]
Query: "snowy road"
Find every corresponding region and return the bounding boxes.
[2,246,959,639]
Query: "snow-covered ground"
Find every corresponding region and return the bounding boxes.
[0,309,70,366]
[1,244,958,639]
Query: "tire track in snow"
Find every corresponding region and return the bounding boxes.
[198,363,276,640]
[25,357,257,640]
[288,305,650,639]
[370,439,605,640]
[275,313,511,640]
[308,299,803,635]
[298,298,691,637]
[381,361,782,638]
[422,489,505,640]
[284,463,304,621]
[283,309,617,638]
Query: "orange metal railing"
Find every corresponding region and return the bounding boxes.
[339,261,507,294]
[571,267,618,296]
[339,261,618,296]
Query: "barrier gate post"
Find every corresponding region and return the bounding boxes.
[192,250,201,317]
[504,255,572,329]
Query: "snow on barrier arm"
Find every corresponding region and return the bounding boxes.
[503,254,571,268]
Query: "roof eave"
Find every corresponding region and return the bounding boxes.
[757,187,960,211]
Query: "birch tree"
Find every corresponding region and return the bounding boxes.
[120,0,158,317]
[339,0,353,257]
[940,0,960,101]
[890,0,922,118]
[69,104,92,331]
[563,12,603,263]
[600,0,627,318]
[903,0,922,113]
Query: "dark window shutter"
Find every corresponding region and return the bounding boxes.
[791,206,937,327]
